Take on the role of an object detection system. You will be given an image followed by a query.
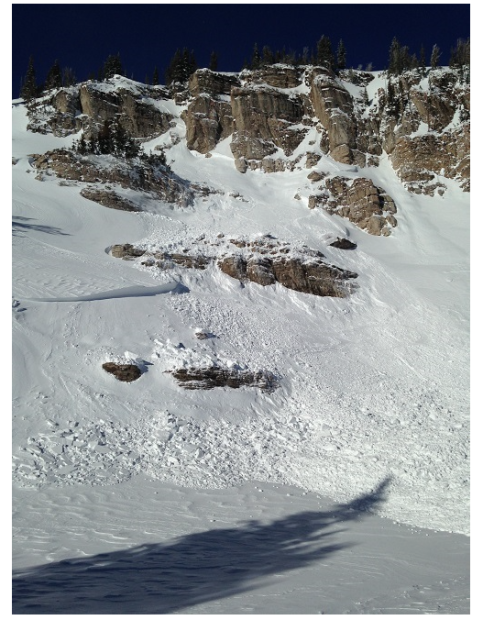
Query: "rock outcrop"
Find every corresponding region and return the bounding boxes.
[25,64,470,198]
[188,69,241,98]
[102,362,142,382]
[184,95,234,154]
[330,238,358,250]
[30,149,193,207]
[182,69,241,154]
[80,189,140,211]
[229,86,309,168]
[79,83,173,140]
[391,125,470,194]
[169,366,278,391]
[309,176,397,236]
[27,78,173,140]
[109,235,358,298]
[217,253,356,297]
[309,70,358,164]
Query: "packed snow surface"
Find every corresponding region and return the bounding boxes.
[12,90,470,613]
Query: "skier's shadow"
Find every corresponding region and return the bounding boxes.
[12,477,392,614]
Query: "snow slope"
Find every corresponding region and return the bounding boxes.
[12,92,470,614]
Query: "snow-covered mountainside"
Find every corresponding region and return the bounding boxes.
[12,64,470,613]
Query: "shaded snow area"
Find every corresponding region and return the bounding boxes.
[12,98,470,614]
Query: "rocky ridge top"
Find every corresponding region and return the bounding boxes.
[25,64,469,236]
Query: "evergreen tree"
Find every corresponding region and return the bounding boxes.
[209,51,218,71]
[400,45,411,71]
[386,79,397,116]
[165,48,196,85]
[111,118,140,158]
[301,46,310,65]
[103,53,123,79]
[180,48,197,81]
[261,45,274,67]
[97,120,113,154]
[286,50,298,66]
[45,59,62,91]
[152,66,159,85]
[388,37,402,75]
[73,134,88,155]
[251,43,261,69]
[430,44,441,69]
[20,55,37,101]
[337,39,347,70]
[419,44,426,68]
[74,118,141,159]
[316,35,334,69]
[165,49,182,84]
[62,67,77,87]
[449,38,470,68]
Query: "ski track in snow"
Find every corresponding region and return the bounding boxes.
[12,88,470,551]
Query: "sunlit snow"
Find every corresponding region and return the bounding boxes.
[12,81,469,613]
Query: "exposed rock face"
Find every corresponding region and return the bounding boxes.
[194,330,215,340]
[307,170,326,182]
[218,254,357,297]
[109,235,358,298]
[110,244,211,269]
[383,72,469,192]
[261,157,286,173]
[24,65,470,196]
[27,87,83,136]
[391,125,470,193]
[309,71,357,164]
[230,131,277,162]
[169,366,278,391]
[102,362,141,382]
[80,189,140,211]
[243,65,303,89]
[155,253,211,270]
[306,152,322,168]
[330,238,357,250]
[183,69,240,154]
[110,244,146,259]
[28,79,173,140]
[30,149,193,206]
[188,69,240,98]
[79,83,172,139]
[184,96,234,153]
[408,70,468,132]
[310,176,397,236]
[230,86,308,163]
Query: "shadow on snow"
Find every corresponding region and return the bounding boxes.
[12,216,69,237]
[12,477,392,614]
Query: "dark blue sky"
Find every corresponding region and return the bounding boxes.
[12,3,470,98]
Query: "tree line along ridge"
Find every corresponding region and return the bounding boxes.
[19,35,470,102]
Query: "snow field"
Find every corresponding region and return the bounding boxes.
[12,94,469,536]
[11,72,471,613]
